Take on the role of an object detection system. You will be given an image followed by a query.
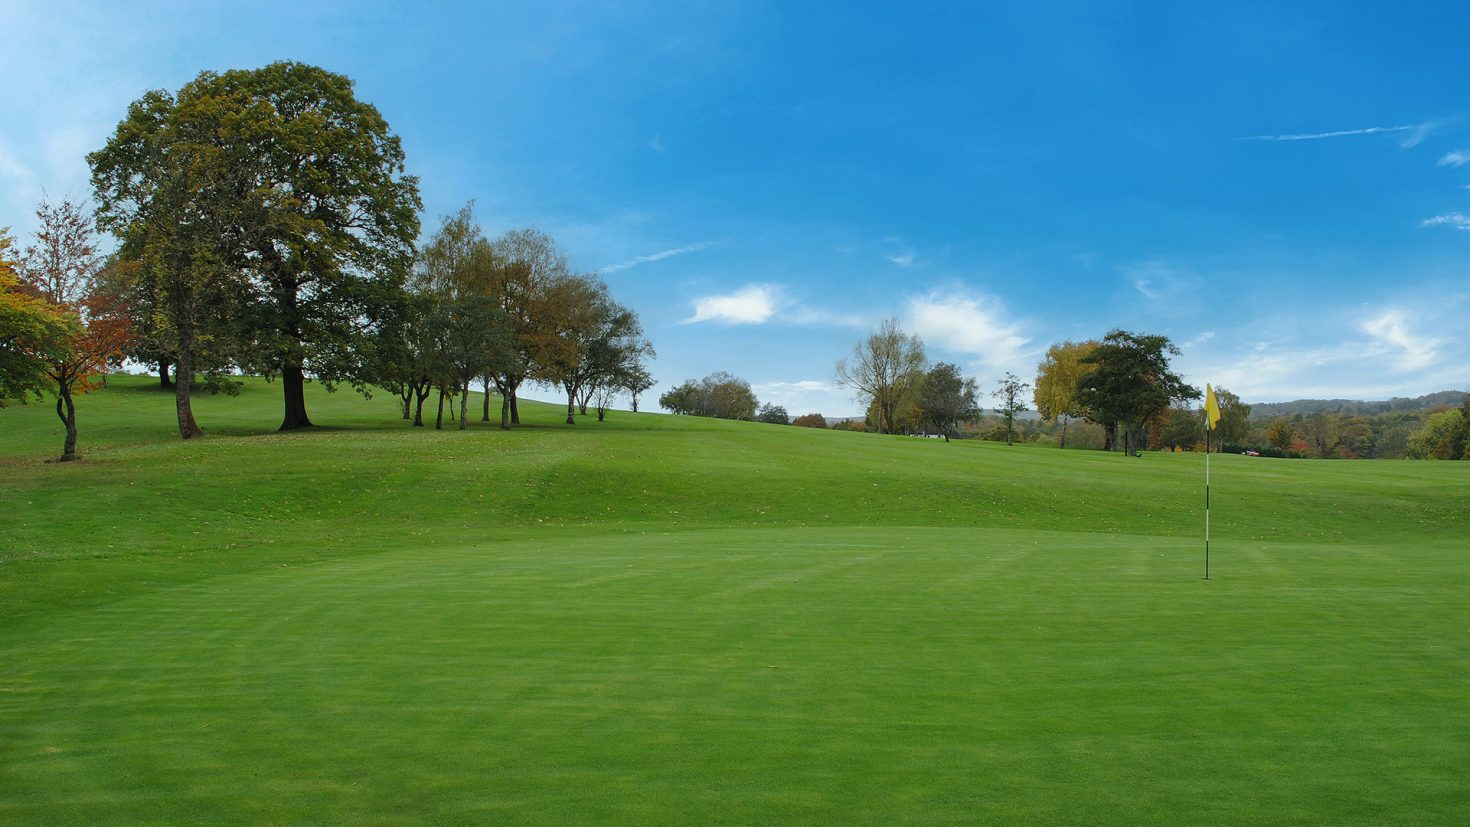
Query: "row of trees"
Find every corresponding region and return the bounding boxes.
[1,62,653,460]
[826,321,1205,455]
[378,209,652,431]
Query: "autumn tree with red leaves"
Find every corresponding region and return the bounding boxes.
[18,198,134,461]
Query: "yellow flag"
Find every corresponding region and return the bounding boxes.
[1205,384,1221,430]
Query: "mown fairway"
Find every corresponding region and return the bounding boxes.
[2,377,1467,825]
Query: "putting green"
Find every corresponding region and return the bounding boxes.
[4,524,1466,825]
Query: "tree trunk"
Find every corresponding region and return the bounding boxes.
[597,406,606,422]
[413,384,429,427]
[482,376,492,422]
[631,395,639,413]
[510,391,521,425]
[279,361,313,431]
[435,387,446,430]
[500,394,511,431]
[400,390,412,420]
[565,388,576,425]
[1059,415,1068,449]
[448,390,456,422]
[175,357,203,440]
[56,386,79,462]
[158,360,174,389]
[459,384,469,430]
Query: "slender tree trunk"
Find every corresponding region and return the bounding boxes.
[565,388,576,425]
[1059,415,1069,448]
[597,406,606,422]
[436,387,446,430]
[449,390,456,422]
[158,360,173,389]
[56,385,79,462]
[482,376,492,422]
[631,395,639,413]
[175,356,203,439]
[400,391,412,420]
[459,382,469,430]
[510,390,521,425]
[279,361,312,431]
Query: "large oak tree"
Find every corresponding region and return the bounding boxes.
[91,62,421,432]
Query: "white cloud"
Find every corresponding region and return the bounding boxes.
[683,283,781,325]
[1421,213,1470,231]
[1361,310,1446,370]
[903,288,1032,372]
[1236,123,1433,144]
[886,251,916,267]
[1437,150,1469,168]
[1133,279,1159,299]
[600,241,716,273]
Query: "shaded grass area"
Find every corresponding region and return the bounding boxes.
[2,375,1468,823]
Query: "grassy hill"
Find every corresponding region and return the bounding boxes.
[3,375,1467,824]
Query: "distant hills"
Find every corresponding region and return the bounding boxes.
[1248,390,1468,420]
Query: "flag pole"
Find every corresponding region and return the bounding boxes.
[1205,425,1210,580]
[1203,383,1219,581]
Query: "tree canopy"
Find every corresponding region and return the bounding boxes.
[835,319,926,435]
[1075,329,1199,455]
[89,61,422,433]
[917,362,978,441]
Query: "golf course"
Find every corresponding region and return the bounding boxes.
[1,376,1465,824]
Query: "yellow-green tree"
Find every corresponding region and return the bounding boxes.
[1033,339,1097,448]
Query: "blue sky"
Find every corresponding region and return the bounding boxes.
[4,1,1468,414]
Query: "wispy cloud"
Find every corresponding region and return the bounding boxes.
[1120,260,1196,303]
[1421,212,1470,231]
[682,283,781,325]
[904,288,1032,371]
[646,134,665,154]
[1236,122,1434,147]
[600,241,715,274]
[886,251,916,267]
[1438,150,1469,168]
[1361,310,1447,370]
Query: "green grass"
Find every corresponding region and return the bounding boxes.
[2,375,1467,824]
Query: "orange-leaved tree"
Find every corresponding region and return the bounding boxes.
[1,229,77,407]
[18,198,135,461]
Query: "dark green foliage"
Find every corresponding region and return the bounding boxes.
[90,61,423,432]
[918,362,978,441]
[1075,329,1200,455]
[756,403,790,425]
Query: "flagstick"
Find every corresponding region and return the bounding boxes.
[1205,426,1211,581]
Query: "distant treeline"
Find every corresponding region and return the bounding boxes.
[1247,391,1468,420]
